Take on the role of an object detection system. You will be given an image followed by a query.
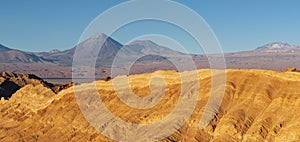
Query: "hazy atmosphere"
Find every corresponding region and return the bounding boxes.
[0,0,299,53]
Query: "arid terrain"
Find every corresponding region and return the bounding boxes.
[1,1,300,142]
[0,69,299,141]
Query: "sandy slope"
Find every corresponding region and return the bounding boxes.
[0,69,299,142]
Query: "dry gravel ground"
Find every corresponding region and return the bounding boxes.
[0,69,299,142]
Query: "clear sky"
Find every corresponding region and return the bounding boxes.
[0,0,299,53]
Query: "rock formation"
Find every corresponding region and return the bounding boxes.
[52,82,73,94]
[285,67,299,72]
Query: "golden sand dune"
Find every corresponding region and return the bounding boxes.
[0,69,299,141]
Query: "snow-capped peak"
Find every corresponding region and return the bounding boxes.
[254,42,300,53]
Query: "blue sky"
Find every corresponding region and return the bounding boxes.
[0,0,299,53]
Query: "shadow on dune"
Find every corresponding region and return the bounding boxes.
[0,80,21,99]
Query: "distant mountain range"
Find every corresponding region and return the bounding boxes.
[0,33,300,78]
[0,44,43,63]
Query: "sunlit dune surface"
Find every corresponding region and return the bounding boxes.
[0,69,299,141]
